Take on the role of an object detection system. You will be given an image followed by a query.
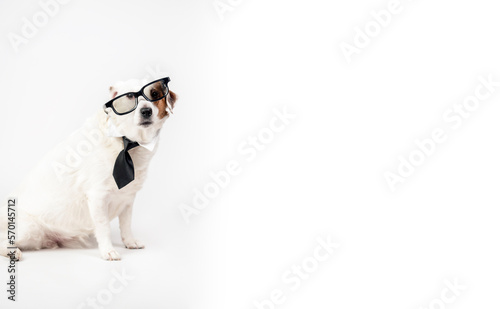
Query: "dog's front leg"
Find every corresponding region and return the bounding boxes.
[88,194,121,261]
[119,204,145,250]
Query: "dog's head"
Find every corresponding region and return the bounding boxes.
[104,78,177,143]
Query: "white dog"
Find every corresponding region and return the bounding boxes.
[0,77,177,261]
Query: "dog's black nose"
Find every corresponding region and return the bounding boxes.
[141,107,152,118]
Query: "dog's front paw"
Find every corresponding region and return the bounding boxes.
[123,239,145,249]
[7,248,23,261]
[101,249,121,261]
[1,241,22,261]
[13,248,22,261]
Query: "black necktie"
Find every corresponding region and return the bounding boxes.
[113,137,140,189]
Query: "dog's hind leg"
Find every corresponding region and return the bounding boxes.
[0,207,22,260]
[0,209,49,260]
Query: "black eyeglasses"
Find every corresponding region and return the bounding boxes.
[103,77,171,115]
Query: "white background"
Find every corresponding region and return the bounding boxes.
[1,0,500,308]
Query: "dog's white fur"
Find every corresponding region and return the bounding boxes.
[0,78,176,261]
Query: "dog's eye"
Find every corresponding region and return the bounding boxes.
[151,90,159,99]
[126,94,134,99]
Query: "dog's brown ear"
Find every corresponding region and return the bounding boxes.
[109,86,118,99]
[167,91,177,109]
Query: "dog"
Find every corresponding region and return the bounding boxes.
[0,77,177,261]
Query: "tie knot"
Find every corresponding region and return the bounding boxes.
[123,137,140,151]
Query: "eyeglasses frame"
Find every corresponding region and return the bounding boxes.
[103,77,171,115]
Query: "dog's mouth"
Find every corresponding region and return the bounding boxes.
[139,121,153,127]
